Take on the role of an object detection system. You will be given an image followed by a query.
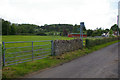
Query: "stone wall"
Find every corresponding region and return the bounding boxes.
[53,39,83,55]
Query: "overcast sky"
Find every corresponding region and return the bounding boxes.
[0,0,119,29]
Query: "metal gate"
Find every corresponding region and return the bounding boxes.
[2,40,53,66]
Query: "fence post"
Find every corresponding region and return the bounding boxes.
[51,40,54,56]
[32,41,34,61]
[2,42,5,66]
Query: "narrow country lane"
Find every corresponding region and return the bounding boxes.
[27,42,119,78]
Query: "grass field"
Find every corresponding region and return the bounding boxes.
[2,35,75,42]
[2,35,77,66]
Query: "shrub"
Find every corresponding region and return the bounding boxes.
[36,32,47,36]
[85,37,119,48]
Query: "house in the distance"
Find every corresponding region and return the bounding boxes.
[102,31,119,37]
[113,31,119,36]
[102,32,109,37]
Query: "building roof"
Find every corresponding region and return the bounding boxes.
[69,33,86,35]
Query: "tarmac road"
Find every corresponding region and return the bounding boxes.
[27,42,119,78]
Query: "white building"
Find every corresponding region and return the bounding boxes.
[102,32,109,37]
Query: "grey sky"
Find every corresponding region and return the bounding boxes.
[0,0,119,29]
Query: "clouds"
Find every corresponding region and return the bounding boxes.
[0,0,119,29]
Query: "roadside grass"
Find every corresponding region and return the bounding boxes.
[2,39,120,78]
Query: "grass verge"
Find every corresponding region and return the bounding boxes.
[2,40,120,79]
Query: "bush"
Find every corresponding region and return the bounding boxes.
[36,32,47,36]
[85,37,119,48]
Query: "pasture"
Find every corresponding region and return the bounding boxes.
[2,35,76,66]
[2,35,75,42]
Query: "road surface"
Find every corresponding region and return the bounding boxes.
[27,42,119,78]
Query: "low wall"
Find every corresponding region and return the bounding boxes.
[53,39,83,55]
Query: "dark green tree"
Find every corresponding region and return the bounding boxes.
[104,29,109,33]
[110,24,118,31]
[109,29,113,37]
[2,19,11,35]
[87,29,93,36]
[10,24,16,35]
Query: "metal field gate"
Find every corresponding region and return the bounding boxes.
[2,40,53,66]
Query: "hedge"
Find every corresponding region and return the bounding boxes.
[85,37,120,48]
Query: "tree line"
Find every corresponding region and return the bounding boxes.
[2,18,120,36]
[87,24,120,37]
[2,19,86,36]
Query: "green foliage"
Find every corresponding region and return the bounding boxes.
[119,28,120,34]
[2,18,119,37]
[2,19,11,35]
[109,29,113,37]
[104,29,109,33]
[110,24,118,31]
[87,29,93,36]
[2,19,88,36]
[86,28,106,37]
[36,31,47,36]
[85,37,119,48]
[10,24,16,35]
[91,28,104,37]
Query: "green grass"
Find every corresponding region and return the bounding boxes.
[2,35,76,66]
[2,35,120,78]
[2,35,75,42]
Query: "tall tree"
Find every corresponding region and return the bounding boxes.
[110,24,118,31]
[2,19,11,35]
[109,29,113,37]
[87,29,93,36]
[10,24,16,35]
